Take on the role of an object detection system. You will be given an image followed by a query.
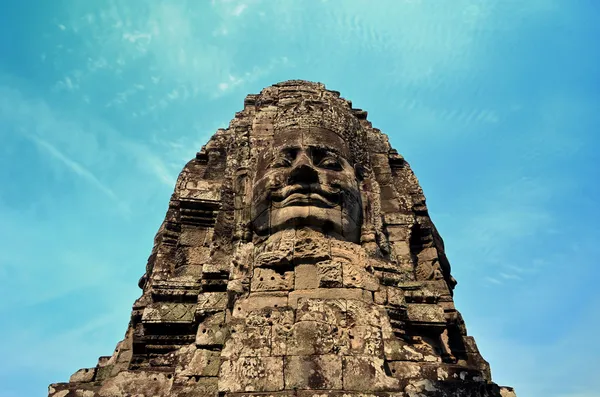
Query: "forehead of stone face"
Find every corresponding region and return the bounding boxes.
[272,127,351,159]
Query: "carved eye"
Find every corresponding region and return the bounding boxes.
[269,157,292,168]
[269,148,297,168]
[317,154,343,170]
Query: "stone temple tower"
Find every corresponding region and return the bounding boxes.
[49,80,515,396]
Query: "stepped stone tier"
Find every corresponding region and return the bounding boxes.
[50,80,516,397]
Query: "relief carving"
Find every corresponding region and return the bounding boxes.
[50,80,514,397]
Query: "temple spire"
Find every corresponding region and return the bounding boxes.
[50,80,515,397]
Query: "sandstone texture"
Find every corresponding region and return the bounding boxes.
[50,80,515,396]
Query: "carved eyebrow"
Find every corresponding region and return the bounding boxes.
[271,144,347,161]
[306,144,344,157]
[276,145,301,152]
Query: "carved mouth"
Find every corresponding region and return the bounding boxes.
[280,192,338,208]
[272,185,340,208]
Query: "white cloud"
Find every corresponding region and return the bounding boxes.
[212,26,229,36]
[232,3,247,16]
[499,272,522,281]
[26,134,119,202]
[485,277,502,285]
[0,78,180,203]
[54,75,80,92]
[105,84,146,108]
[122,140,177,187]
[122,31,152,43]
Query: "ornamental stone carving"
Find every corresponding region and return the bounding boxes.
[49,80,515,397]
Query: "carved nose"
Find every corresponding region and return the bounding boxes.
[288,163,319,185]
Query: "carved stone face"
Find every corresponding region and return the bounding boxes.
[251,127,362,242]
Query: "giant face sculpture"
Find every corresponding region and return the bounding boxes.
[251,127,362,242]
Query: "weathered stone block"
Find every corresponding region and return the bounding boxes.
[174,264,203,278]
[387,360,422,381]
[288,288,372,309]
[230,393,295,397]
[346,299,382,327]
[69,368,96,383]
[463,336,481,354]
[287,321,341,355]
[219,357,284,392]
[342,356,400,391]
[185,246,211,266]
[284,355,343,390]
[403,379,439,395]
[197,292,228,315]
[178,226,211,247]
[383,213,414,226]
[370,153,391,168]
[384,338,425,362]
[196,312,228,347]
[252,123,275,137]
[202,260,230,275]
[243,306,295,327]
[254,230,295,267]
[500,387,518,397]
[271,324,293,356]
[98,371,173,397]
[342,261,380,291]
[330,239,366,265]
[295,264,319,289]
[387,287,406,308]
[297,393,404,397]
[177,348,221,377]
[316,261,343,287]
[222,325,271,358]
[377,271,408,287]
[388,238,410,257]
[171,376,219,397]
[296,298,346,325]
[254,248,293,268]
[374,288,387,305]
[294,229,331,263]
[94,363,114,382]
[417,247,439,262]
[406,304,445,324]
[142,303,196,324]
[233,292,289,315]
[346,325,383,356]
[252,268,294,292]
[180,179,221,201]
[374,169,393,185]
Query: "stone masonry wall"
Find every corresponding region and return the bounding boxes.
[49,81,515,397]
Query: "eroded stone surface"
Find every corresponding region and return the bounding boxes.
[50,80,514,397]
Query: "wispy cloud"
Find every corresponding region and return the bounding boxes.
[499,272,522,281]
[485,277,503,285]
[2,2,596,396]
[232,3,247,16]
[54,75,80,92]
[122,140,177,187]
[0,77,183,214]
[4,307,131,373]
[214,56,290,97]
[26,134,119,201]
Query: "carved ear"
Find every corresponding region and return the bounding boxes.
[354,163,366,181]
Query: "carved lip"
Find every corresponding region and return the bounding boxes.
[273,185,340,208]
[280,192,337,208]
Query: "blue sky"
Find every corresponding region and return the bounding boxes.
[1,1,598,396]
